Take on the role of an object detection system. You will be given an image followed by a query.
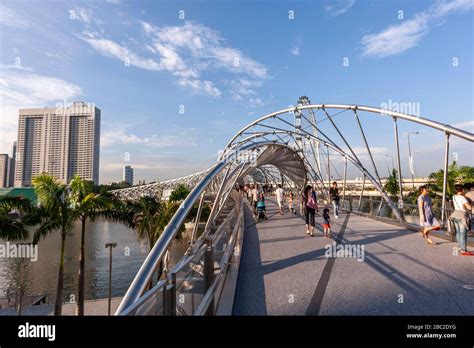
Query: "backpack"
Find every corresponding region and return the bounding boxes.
[306,192,318,210]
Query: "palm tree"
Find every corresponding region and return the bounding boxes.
[125,196,183,284]
[169,184,190,202]
[0,196,37,241]
[33,173,76,316]
[428,161,474,198]
[69,175,103,316]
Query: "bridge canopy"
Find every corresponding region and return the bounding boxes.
[240,144,307,188]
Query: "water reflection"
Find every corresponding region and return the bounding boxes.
[0,218,190,304]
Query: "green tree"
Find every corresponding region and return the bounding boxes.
[69,176,110,316]
[125,196,182,285]
[169,184,190,202]
[33,173,75,316]
[384,169,399,196]
[0,196,37,241]
[428,161,474,198]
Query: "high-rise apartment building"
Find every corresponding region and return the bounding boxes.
[123,165,133,186]
[7,141,16,188]
[14,102,101,187]
[0,154,8,188]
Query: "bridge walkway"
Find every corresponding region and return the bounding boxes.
[233,198,474,315]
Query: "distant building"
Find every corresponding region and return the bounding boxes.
[123,165,134,186]
[14,102,101,187]
[0,154,9,188]
[7,141,17,188]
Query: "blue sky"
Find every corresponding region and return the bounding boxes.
[0,0,472,183]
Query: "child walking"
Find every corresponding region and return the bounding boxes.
[322,208,331,238]
[288,192,296,215]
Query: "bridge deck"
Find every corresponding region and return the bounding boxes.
[233,198,474,315]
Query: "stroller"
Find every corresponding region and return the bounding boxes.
[256,199,268,221]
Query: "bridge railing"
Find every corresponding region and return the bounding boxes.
[340,196,457,236]
[119,192,244,315]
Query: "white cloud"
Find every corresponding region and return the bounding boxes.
[290,46,300,56]
[290,37,303,56]
[0,68,83,152]
[79,31,161,71]
[79,20,267,99]
[71,7,93,24]
[361,0,474,58]
[178,79,221,97]
[325,0,356,16]
[451,120,474,130]
[0,4,29,28]
[0,69,82,106]
[101,128,196,148]
[361,14,430,58]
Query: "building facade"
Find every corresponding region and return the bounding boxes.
[123,165,133,186]
[0,154,9,188]
[14,102,101,187]
[6,141,17,188]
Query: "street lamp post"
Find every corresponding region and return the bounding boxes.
[407,132,419,191]
[385,154,394,176]
[105,242,117,316]
[17,257,24,316]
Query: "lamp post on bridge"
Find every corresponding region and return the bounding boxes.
[105,242,117,316]
[385,154,394,176]
[407,132,419,192]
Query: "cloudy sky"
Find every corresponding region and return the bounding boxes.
[0,0,472,183]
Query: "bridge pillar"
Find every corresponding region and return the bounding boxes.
[204,238,214,315]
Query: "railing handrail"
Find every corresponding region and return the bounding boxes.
[116,141,306,314]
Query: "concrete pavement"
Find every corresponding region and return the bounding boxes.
[233,198,474,315]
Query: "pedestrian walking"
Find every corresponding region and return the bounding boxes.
[417,185,439,245]
[449,185,473,256]
[275,184,285,215]
[329,182,340,218]
[301,185,319,236]
[251,185,259,216]
[288,192,296,215]
[322,208,331,238]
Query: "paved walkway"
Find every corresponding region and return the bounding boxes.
[233,198,474,315]
[0,297,122,316]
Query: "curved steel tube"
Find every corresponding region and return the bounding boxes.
[116,142,307,314]
[224,104,473,150]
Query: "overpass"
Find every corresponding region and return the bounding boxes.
[111,101,474,316]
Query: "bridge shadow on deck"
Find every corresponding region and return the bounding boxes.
[232,198,474,315]
[232,203,268,315]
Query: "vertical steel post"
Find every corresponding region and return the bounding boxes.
[164,273,176,316]
[190,193,205,247]
[17,257,24,316]
[108,247,113,316]
[342,156,347,205]
[441,133,450,227]
[407,133,415,191]
[105,242,117,316]
[327,145,330,192]
[393,118,404,217]
[358,175,366,211]
[203,238,214,315]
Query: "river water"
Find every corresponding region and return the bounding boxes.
[0,218,190,305]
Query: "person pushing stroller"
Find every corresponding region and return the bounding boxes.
[256,193,268,221]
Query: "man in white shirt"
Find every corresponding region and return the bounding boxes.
[251,185,259,216]
[275,184,285,215]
